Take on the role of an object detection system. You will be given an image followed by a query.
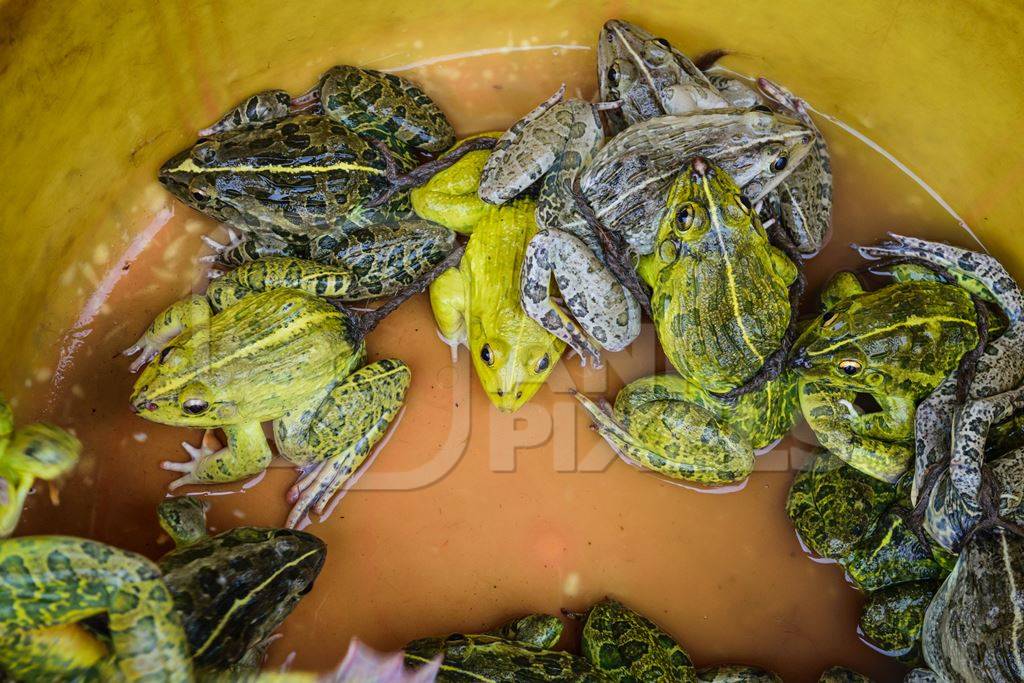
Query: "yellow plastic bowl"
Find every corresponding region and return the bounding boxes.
[2,1,1020,679]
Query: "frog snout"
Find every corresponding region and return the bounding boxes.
[690,157,710,177]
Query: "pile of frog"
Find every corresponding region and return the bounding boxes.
[3,16,1024,683]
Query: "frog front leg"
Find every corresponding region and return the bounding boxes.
[123,295,212,372]
[162,421,272,490]
[0,423,81,537]
[575,375,754,485]
[0,536,191,681]
[275,359,411,528]
[521,228,640,367]
[429,265,468,359]
[798,379,912,482]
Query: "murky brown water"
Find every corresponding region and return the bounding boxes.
[7,46,982,682]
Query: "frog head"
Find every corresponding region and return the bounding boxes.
[157,496,209,548]
[640,157,795,392]
[159,144,240,226]
[791,275,978,400]
[598,20,727,126]
[131,290,357,427]
[470,323,563,413]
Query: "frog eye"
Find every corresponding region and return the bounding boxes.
[535,355,550,373]
[182,399,209,415]
[606,65,619,87]
[480,344,494,367]
[676,205,694,230]
[771,155,789,173]
[838,359,862,376]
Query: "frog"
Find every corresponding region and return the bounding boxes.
[818,668,874,683]
[0,395,81,537]
[786,450,953,663]
[477,45,813,365]
[0,499,326,681]
[160,65,458,265]
[409,135,565,412]
[403,614,606,682]
[921,530,1024,681]
[688,53,834,257]
[155,497,326,670]
[846,240,1024,554]
[123,253,456,528]
[790,250,988,483]
[579,597,696,682]
[573,158,800,486]
[0,535,192,681]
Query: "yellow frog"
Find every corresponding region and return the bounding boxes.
[412,135,565,413]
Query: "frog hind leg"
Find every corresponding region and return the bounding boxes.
[0,624,112,681]
[574,376,754,486]
[162,422,272,490]
[479,87,603,208]
[318,66,455,155]
[0,536,191,680]
[198,90,292,136]
[310,220,457,300]
[0,423,81,537]
[429,265,468,360]
[521,228,640,367]
[275,359,411,528]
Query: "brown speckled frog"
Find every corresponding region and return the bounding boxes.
[160,65,456,265]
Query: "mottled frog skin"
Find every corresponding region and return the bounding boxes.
[0,395,81,537]
[697,666,783,683]
[922,531,1024,681]
[160,66,455,264]
[787,451,950,660]
[0,536,191,681]
[477,51,812,364]
[580,598,695,682]
[412,136,565,412]
[155,497,326,670]
[574,159,798,486]
[791,264,981,483]
[125,258,413,528]
[597,19,727,132]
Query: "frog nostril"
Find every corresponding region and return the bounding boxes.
[516,391,523,399]
[496,389,504,397]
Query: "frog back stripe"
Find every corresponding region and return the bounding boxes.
[807,314,976,357]
[148,300,341,399]
[191,546,321,659]
[404,654,496,682]
[699,175,764,364]
[166,158,385,176]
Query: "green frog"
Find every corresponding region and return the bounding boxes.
[123,255,444,528]
[155,497,325,670]
[0,395,81,537]
[160,65,456,265]
[579,598,695,682]
[787,451,951,662]
[410,135,565,412]
[790,253,987,483]
[574,159,799,485]
[0,535,192,681]
[0,499,325,681]
[477,70,813,365]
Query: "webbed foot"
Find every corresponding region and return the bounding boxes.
[162,431,223,490]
